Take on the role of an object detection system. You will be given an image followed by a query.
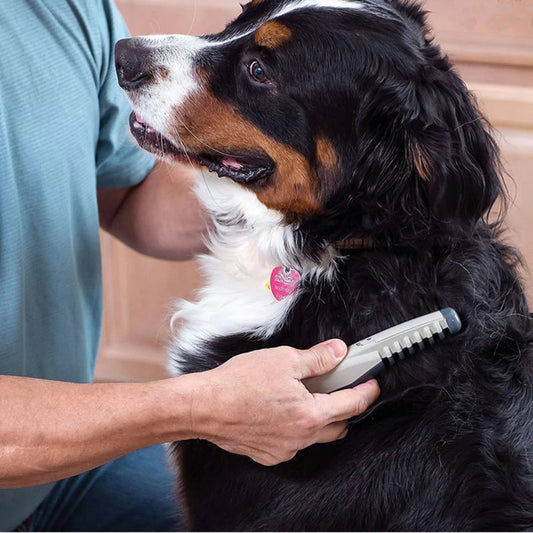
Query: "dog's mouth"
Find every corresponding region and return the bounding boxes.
[130,112,275,184]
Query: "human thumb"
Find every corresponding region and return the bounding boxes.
[298,339,348,380]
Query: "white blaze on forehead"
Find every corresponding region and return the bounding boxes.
[275,0,364,18]
[210,0,365,46]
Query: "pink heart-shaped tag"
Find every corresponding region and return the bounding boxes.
[270,267,301,301]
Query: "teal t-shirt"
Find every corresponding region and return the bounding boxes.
[0,1,155,529]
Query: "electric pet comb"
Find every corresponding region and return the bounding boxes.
[304,308,462,394]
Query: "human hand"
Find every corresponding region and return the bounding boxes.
[187,340,380,466]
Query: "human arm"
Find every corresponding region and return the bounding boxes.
[98,161,208,260]
[94,0,206,260]
[0,340,379,488]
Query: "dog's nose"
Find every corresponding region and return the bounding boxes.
[115,38,154,90]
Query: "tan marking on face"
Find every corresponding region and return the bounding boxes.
[315,136,338,170]
[255,21,293,49]
[251,0,264,6]
[173,92,321,217]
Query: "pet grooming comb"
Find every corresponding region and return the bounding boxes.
[304,308,462,394]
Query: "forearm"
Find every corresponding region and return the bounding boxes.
[99,161,208,260]
[0,375,196,488]
[0,342,380,488]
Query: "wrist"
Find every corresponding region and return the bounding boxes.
[147,372,218,443]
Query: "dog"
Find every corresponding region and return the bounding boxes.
[115,0,533,529]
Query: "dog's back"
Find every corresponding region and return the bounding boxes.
[175,231,532,531]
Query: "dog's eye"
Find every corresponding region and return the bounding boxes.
[249,60,268,83]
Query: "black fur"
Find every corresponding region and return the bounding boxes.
[172,0,533,530]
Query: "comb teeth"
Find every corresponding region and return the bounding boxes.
[379,321,451,366]
[303,309,461,394]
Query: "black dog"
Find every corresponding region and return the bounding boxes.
[116,0,533,529]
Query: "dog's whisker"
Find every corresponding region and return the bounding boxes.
[172,113,243,159]
[169,117,224,211]
[186,0,198,37]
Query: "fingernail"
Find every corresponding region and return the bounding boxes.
[324,339,347,359]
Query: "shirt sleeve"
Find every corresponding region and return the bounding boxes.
[94,0,156,189]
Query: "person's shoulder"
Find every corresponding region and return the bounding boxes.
[89,0,132,48]
[61,0,127,39]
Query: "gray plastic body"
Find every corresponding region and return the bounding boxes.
[304,308,461,394]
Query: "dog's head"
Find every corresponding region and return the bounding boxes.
[116,0,503,247]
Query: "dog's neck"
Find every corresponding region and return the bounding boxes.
[169,174,339,373]
[195,173,341,274]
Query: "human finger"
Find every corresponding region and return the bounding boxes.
[318,379,381,422]
[296,340,347,380]
[314,421,349,444]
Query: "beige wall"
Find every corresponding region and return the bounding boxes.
[95,0,533,382]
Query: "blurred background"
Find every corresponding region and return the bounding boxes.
[95,0,533,382]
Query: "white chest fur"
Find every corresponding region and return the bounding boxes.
[168,173,307,374]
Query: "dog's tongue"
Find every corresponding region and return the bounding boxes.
[135,112,156,133]
[221,157,245,170]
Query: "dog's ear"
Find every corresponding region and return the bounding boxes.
[404,69,504,227]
